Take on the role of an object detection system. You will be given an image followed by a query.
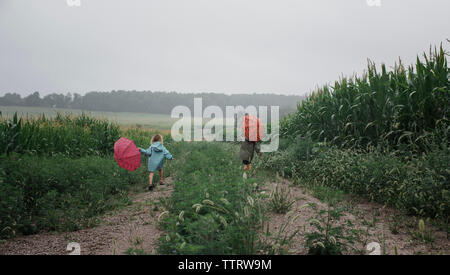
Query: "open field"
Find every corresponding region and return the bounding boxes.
[0,46,448,255]
[0,105,177,130]
[0,105,236,137]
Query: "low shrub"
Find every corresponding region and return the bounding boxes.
[0,153,144,238]
[259,139,449,219]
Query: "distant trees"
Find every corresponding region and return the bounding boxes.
[0,92,74,108]
[42,93,72,108]
[24,92,42,107]
[0,93,22,106]
[0,90,304,117]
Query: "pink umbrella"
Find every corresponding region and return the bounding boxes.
[114,137,141,171]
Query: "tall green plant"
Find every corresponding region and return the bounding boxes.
[281,45,449,153]
[0,112,120,156]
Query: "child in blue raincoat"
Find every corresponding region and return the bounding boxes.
[139,134,173,191]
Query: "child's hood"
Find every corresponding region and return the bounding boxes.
[151,141,164,152]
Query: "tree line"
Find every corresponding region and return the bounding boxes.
[0,91,304,117]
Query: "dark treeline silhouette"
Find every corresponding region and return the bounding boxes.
[0,91,304,117]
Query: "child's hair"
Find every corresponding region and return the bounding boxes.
[151,134,163,144]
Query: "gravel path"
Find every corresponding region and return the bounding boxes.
[1,176,448,255]
[0,178,174,255]
[261,178,449,255]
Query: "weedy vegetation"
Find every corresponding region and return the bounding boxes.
[304,206,363,255]
[0,113,161,239]
[268,184,295,214]
[259,45,449,221]
[156,142,268,254]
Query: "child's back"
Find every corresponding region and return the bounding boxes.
[139,134,173,191]
[140,141,173,172]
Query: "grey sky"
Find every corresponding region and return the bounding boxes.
[0,0,449,97]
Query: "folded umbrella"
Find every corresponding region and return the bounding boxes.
[114,137,141,171]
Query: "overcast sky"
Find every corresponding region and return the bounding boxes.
[0,0,449,97]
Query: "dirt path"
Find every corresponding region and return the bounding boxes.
[0,178,174,255]
[262,178,449,255]
[1,174,448,255]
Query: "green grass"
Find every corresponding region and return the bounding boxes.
[156,142,266,255]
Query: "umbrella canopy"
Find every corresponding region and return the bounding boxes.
[242,114,264,142]
[114,137,141,171]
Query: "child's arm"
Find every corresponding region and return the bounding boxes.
[163,147,173,160]
[139,147,152,156]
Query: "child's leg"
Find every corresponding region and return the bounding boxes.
[243,160,250,171]
[159,169,164,184]
[149,172,155,187]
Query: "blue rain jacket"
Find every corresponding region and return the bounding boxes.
[139,142,173,172]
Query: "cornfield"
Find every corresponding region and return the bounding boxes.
[281,45,450,153]
[0,112,144,238]
[0,112,120,156]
